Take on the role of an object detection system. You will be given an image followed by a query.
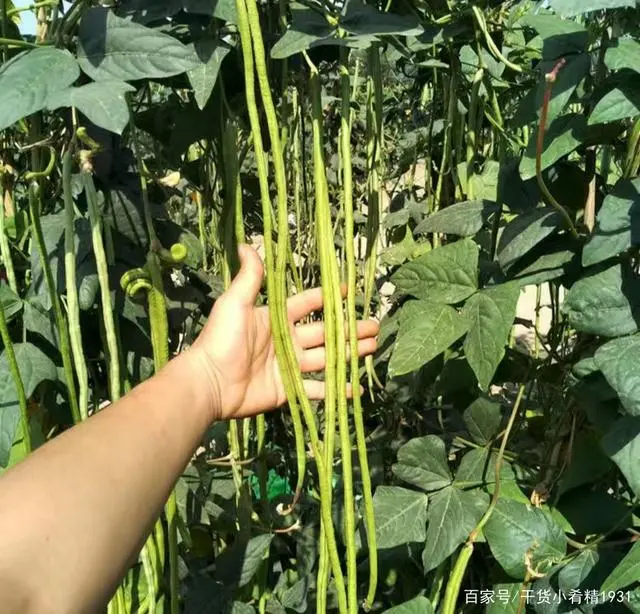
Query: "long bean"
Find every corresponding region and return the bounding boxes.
[235,0,308,511]
[235,0,347,607]
[62,149,89,421]
[83,171,120,404]
[340,47,377,611]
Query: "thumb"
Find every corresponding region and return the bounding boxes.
[227,244,264,306]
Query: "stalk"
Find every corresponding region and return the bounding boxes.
[465,68,484,199]
[0,301,31,453]
[536,59,579,239]
[441,384,526,614]
[62,149,89,421]
[340,46,377,611]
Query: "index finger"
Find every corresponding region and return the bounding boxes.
[286,284,347,322]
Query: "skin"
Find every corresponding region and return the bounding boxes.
[0,245,379,614]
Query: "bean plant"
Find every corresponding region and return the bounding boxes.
[1,0,640,612]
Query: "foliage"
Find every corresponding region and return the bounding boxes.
[1,0,640,612]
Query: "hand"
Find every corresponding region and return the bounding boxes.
[190,245,379,422]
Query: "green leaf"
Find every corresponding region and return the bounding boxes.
[594,336,640,416]
[463,283,520,390]
[520,114,586,180]
[0,284,22,323]
[341,0,423,37]
[215,533,274,588]
[422,487,487,572]
[463,397,503,445]
[498,209,561,271]
[0,343,58,467]
[509,246,578,287]
[520,15,588,59]
[589,81,640,125]
[550,0,636,17]
[557,432,613,495]
[454,448,516,487]
[187,40,232,110]
[391,238,478,303]
[388,301,470,377]
[563,263,640,337]
[583,177,640,266]
[271,6,334,59]
[392,435,452,492]
[557,489,631,535]
[484,498,567,579]
[46,81,135,135]
[601,416,640,497]
[77,7,200,81]
[558,549,599,592]
[0,47,80,131]
[383,596,434,614]
[413,200,498,237]
[602,541,640,592]
[605,38,640,73]
[369,486,428,549]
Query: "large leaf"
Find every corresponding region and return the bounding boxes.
[77,7,200,81]
[605,38,640,73]
[388,301,470,377]
[117,0,237,24]
[462,283,520,389]
[46,81,134,135]
[594,336,640,416]
[497,208,561,271]
[0,47,80,131]
[601,541,640,592]
[341,0,423,37]
[484,498,567,579]
[187,39,232,110]
[0,343,58,467]
[550,0,636,16]
[390,238,478,303]
[520,114,586,180]
[463,397,503,445]
[589,80,640,125]
[369,486,429,550]
[454,448,516,487]
[392,435,452,492]
[520,15,588,59]
[0,284,22,323]
[422,487,487,573]
[215,533,273,588]
[413,200,498,237]
[601,416,640,497]
[583,177,640,266]
[271,6,334,59]
[383,597,434,614]
[563,263,640,337]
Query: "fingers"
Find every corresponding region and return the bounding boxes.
[286,284,348,322]
[299,337,378,372]
[226,244,264,307]
[303,380,364,401]
[295,319,380,350]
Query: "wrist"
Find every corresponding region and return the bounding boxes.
[179,347,223,424]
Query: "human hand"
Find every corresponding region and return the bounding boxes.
[190,245,379,422]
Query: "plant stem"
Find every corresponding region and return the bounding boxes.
[536,59,579,239]
[441,383,526,614]
[28,181,81,424]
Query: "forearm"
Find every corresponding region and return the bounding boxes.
[0,349,217,613]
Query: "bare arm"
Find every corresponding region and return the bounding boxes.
[0,246,379,613]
